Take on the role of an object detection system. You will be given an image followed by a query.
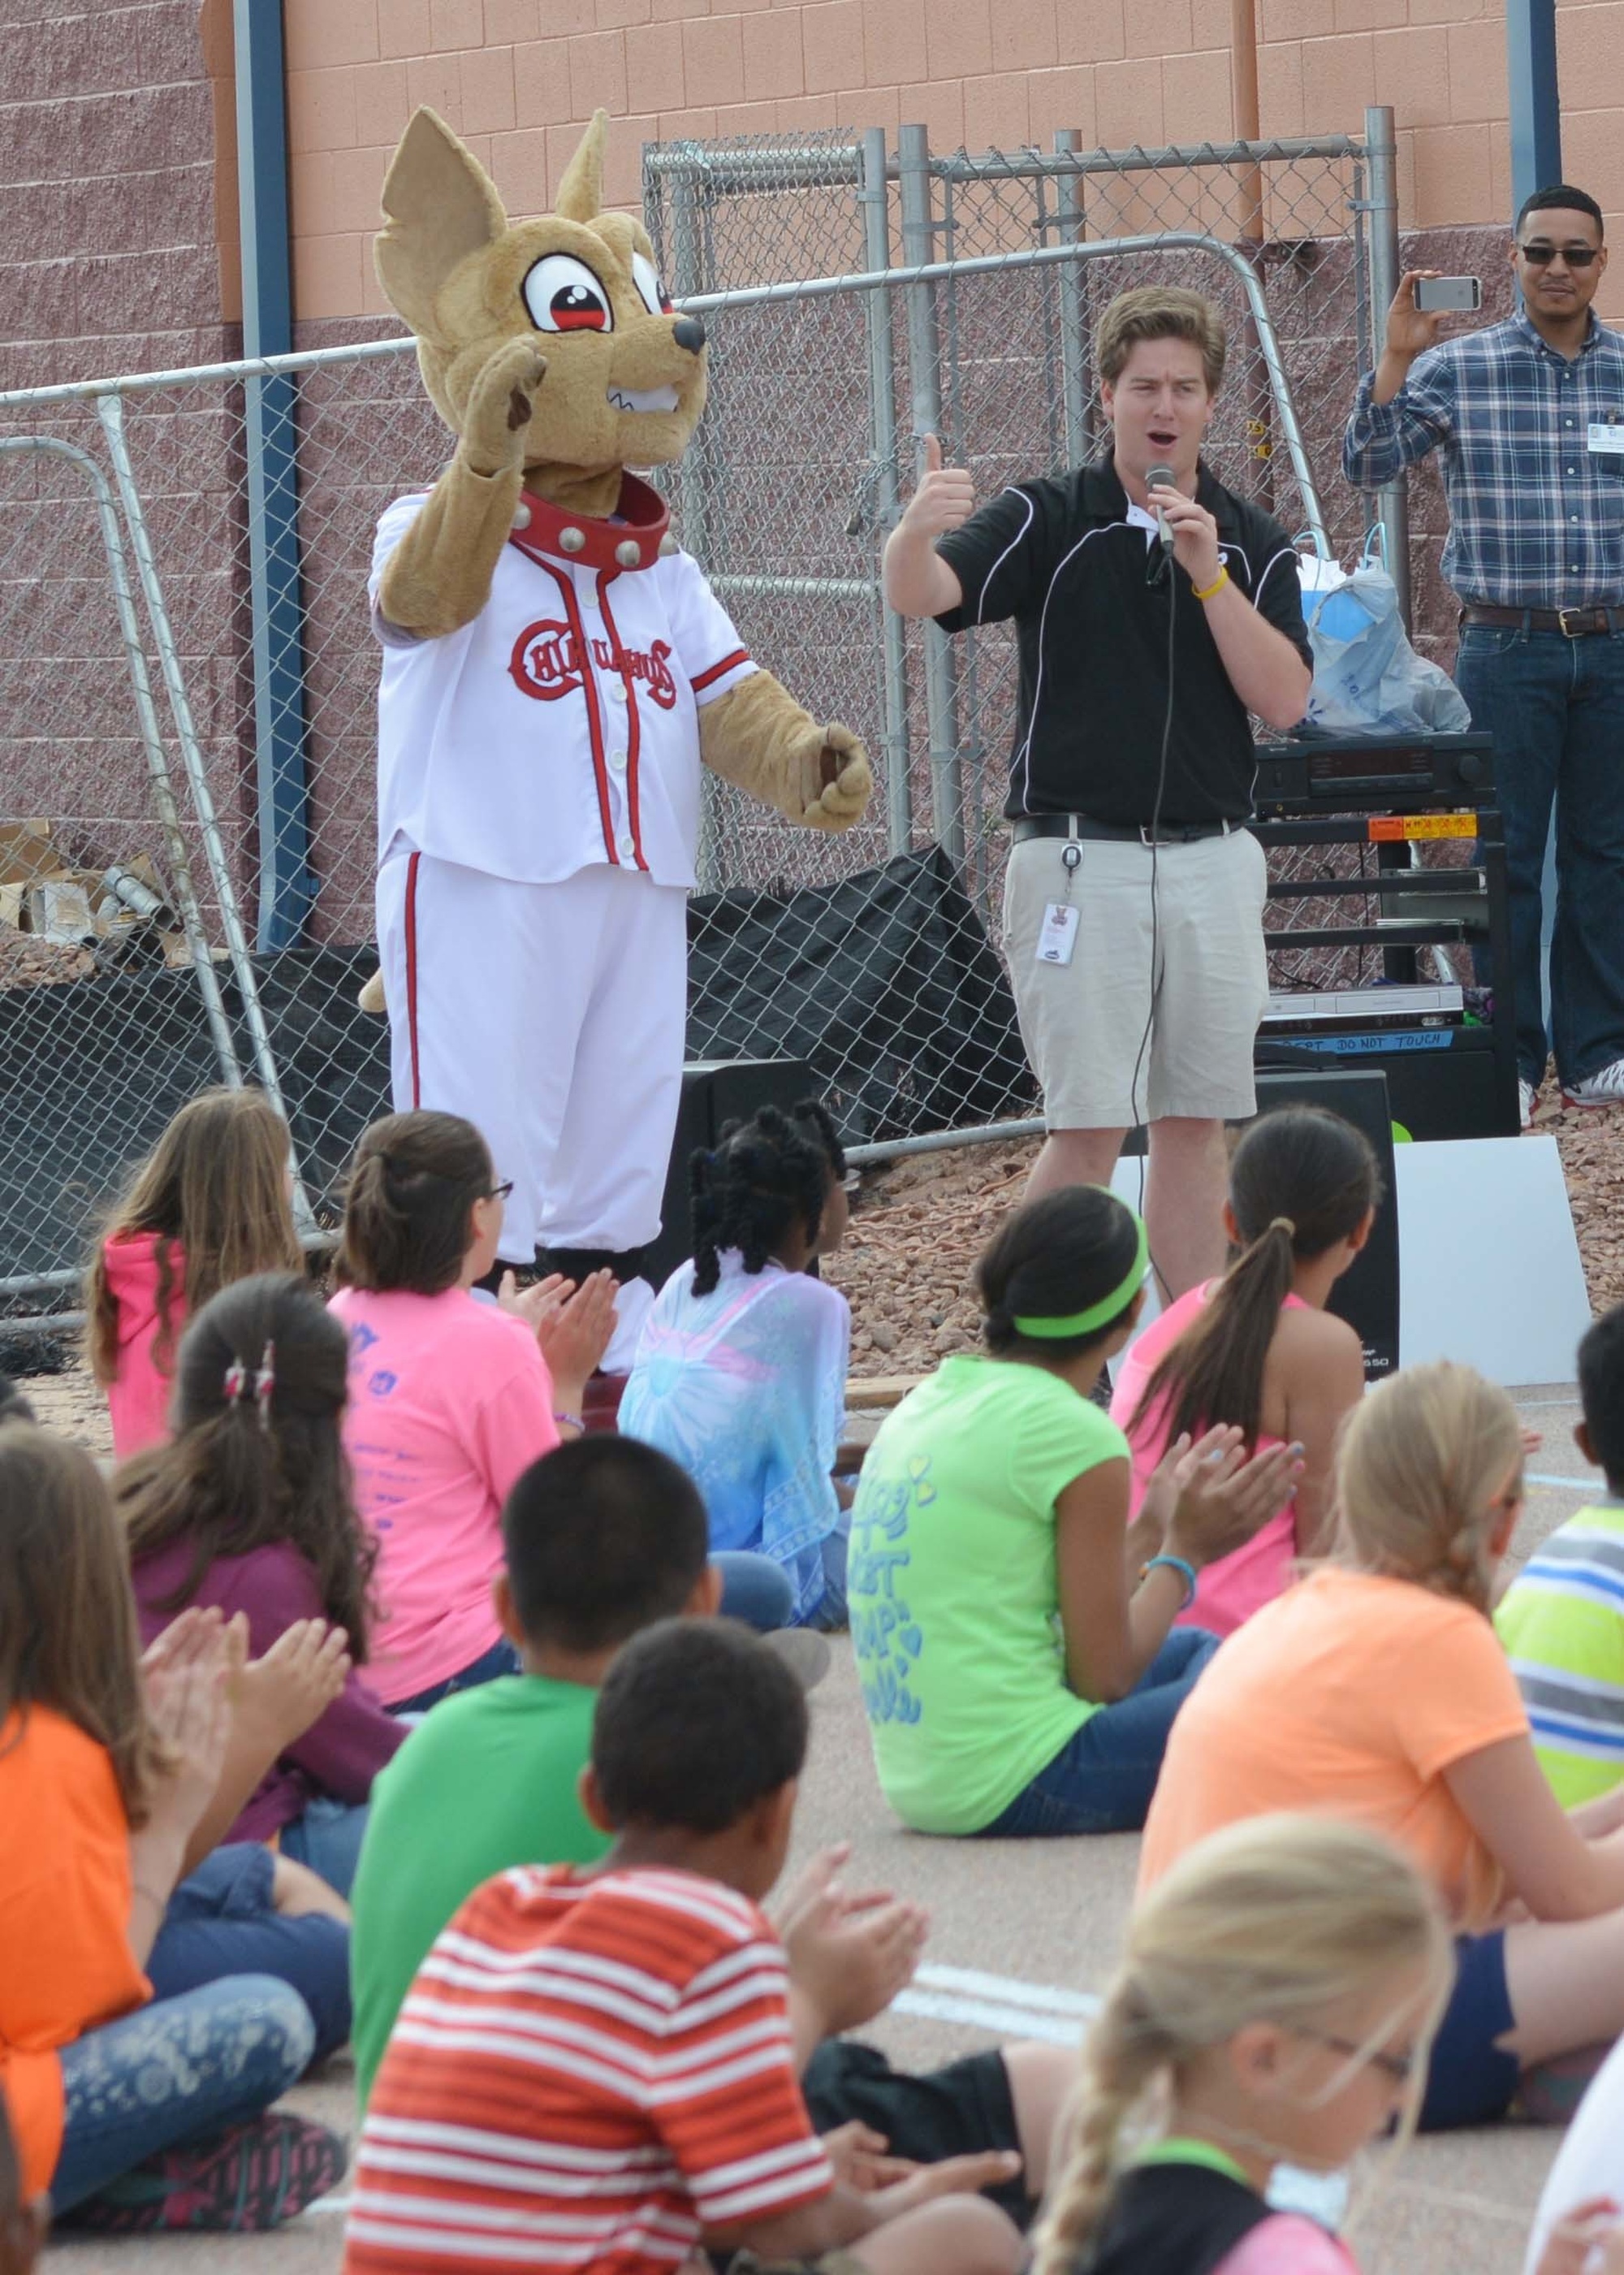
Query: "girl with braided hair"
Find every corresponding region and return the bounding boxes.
[620,1100,854,1628]
[1143,1360,1624,2134]
[1111,1105,1380,1636]
[1034,1814,1450,2275]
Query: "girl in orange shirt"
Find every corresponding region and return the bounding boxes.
[1142,1362,1624,2132]
[0,1421,342,2231]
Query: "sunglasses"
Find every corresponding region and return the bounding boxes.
[486,1179,515,1202]
[1294,2026,1415,2087]
[1518,244,1600,268]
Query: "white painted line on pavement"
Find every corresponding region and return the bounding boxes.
[1527,1471,1597,1490]
[893,1988,1085,2041]
[914,1962,1096,2018]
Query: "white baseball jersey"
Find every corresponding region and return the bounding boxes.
[370,492,758,888]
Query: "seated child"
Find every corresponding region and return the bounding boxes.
[345,1619,1026,2275]
[329,1109,615,1712]
[348,1434,721,2103]
[351,1437,1069,2235]
[1033,1814,1452,2275]
[85,1088,305,1460]
[620,1101,853,1628]
[1497,1302,1624,1806]
[0,1421,343,2233]
[851,1187,1301,1838]
[122,1271,406,1897]
[1142,1360,1624,2134]
[1111,1105,1376,1633]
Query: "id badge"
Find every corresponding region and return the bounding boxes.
[1036,902,1079,967]
[1587,418,1624,459]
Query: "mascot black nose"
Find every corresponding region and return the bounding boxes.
[672,316,706,354]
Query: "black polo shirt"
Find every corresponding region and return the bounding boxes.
[935,460,1311,827]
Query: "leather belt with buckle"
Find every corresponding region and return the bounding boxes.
[1462,602,1624,638]
[1010,814,1237,847]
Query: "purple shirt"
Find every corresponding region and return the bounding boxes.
[132,1537,404,1842]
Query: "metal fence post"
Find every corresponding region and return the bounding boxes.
[663,143,727,894]
[1053,129,1093,469]
[95,391,317,1233]
[1363,105,1411,625]
[897,123,965,873]
[859,129,913,854]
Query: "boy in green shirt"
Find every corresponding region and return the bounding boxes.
[351,1438,1073,2226]
[349,1436,723,2103]
[1497,1304,1624,1806]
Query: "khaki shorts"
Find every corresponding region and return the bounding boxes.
[1001,826,1269,1128]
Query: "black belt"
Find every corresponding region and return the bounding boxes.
[1462,603,1624,637]
[1010,813,1239,847]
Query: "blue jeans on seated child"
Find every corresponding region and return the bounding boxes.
[279,1793,370,1901]
[388,1637,522,1715]
[146,1845,350,2064]
[975,1628,1221,1836]
[50,1976,314,2213]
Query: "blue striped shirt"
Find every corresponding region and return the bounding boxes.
[1341,310,1624,609]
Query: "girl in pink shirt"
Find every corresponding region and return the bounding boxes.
[86,1089,305,1461]
[1111,1106,1378,1635]
[1031,1814,1452,2275]
[330,1112,615,1714]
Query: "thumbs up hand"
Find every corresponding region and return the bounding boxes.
[900,434,976,542]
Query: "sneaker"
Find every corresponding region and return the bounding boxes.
[1519,1077,1535,1131]
[67,2113,347,2234]
[1562,1057,1624,1109]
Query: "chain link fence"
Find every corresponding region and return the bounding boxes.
[2,121,1394,1321]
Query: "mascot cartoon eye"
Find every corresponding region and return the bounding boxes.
[522,253,614,335]
[631,252,675,317]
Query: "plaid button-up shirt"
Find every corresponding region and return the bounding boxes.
[1341,309,1624,609]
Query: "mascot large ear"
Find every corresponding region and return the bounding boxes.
[375,107,508,334]
[555,110,609,224]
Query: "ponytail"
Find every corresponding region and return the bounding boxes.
[1129,1107,1380,1452]
[1032,1980,1173,2275]
[1333,1360,1519,1617]
[335,1111,493,1295]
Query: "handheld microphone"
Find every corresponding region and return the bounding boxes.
[1144,463,1177,552]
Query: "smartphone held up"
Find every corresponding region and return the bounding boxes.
[1414,275,1482,313]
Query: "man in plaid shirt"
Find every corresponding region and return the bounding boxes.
[1343,184,1624,1125]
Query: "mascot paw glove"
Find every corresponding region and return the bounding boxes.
[462,338,550,476]
[801,724,874,832]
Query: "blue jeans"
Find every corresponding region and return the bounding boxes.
[146,1845,351,2064]
[1456,622,1624,1086]
[388,1637,521,1715]
[805,1524,851,1633]
[976,1628,1221,1836]
[715,1551,796,1630]
[279,1794,370,1900]
[50,1976,313,2213]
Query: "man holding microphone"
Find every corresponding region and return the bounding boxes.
[884,286,1311,1297]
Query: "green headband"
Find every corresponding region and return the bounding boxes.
[1013,1212,1150,1339]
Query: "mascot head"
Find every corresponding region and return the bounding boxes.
[376,108,706,488]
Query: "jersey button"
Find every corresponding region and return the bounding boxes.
[608,681,628,705]
[609,748,628,773]
[617,834,637,862]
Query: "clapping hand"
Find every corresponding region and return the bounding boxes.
[1142,1425,1304,1571]
[1533,2199,1624,2275]
[775,1842,929,2037]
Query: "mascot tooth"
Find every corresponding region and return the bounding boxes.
[361,107,873,1374]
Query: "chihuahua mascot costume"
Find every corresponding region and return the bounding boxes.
[367,109,872,1363]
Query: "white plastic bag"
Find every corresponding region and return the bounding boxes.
[1298,531,1471,735]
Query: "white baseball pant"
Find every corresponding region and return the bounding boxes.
[376,844,689,1270]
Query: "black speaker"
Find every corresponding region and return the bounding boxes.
[1251,1067,1401,1382]
[642,1057,814,1295]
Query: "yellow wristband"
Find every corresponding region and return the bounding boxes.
[1192,565,1229,603]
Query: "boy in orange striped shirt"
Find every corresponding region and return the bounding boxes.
[345,1620,1022,2275]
